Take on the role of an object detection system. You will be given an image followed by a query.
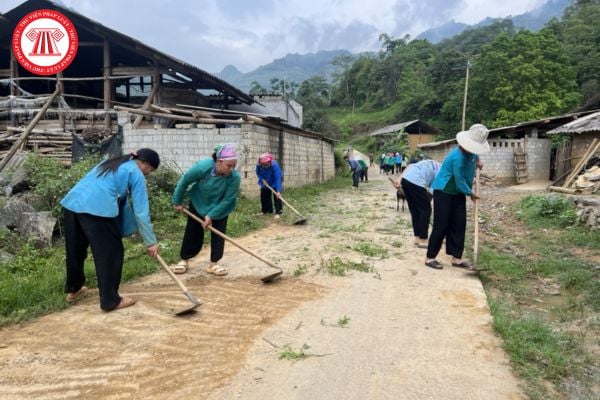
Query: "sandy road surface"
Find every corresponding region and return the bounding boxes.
[0,171,524,399]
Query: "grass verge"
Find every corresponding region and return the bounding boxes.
[476,194,599,399]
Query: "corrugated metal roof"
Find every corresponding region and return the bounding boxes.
[547,111,600,135]
[417,138,456,149]
[1,0,254,105]
[368,120,439,136]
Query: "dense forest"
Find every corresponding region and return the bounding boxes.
[251,0,600,144]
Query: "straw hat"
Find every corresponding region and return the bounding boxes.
[456,124,490,155]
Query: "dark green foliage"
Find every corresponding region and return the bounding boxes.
[468,29,581,127]
[517,194,577,228]
[23,154,99,218]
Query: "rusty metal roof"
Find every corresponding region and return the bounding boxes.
[0,0,254,105]
[368,120,439,136]
[547,111,600,135]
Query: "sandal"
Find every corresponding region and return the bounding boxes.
[451,260,472,269]
[206,264,228,276]
[114,296,136,310]
[172,260,188,274]
[66,286,88,303]
[424,260,443,270]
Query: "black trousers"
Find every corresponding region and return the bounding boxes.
[426,190,467,259]
[402,179,432,239]
[63,209,124,311]
[360,167,368,182]
[351,169,360,187]
[260,187,283,214]
[180,202,228,263]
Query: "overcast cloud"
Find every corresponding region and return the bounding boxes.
[2,0,548,73]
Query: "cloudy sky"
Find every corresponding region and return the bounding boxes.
[2,0,548,73]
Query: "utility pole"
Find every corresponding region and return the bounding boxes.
[461,60,471,131]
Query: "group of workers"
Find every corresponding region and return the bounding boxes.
[61,145,283,311]
[61,122,489,311]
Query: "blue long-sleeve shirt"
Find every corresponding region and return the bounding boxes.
[431,147,478,196]
[256,160,283,192]
[347,158,361,171]
[172,158,241,220]
[60,160,157,246]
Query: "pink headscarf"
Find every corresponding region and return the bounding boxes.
[259,152,274,164]
[214,144,237,160]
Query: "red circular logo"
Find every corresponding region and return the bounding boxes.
[12,9,78,76]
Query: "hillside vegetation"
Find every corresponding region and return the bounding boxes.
[252,0,599,154]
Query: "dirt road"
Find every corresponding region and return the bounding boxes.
[0,171,524,399]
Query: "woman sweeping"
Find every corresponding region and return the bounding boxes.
[60,149,161,311]
[255,152,284,219]
[171,144,241,276]
[424,124,489,270]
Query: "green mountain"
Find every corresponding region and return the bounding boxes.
[218,50,355,92]
[417,0,570,43]
[219,1,571,93]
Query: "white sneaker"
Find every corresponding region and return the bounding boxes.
[274,214,281,220]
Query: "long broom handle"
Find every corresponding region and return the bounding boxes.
[156,253,191,294]
[473,168,480,266]
[181,207,281,272]
[261,179,304,218]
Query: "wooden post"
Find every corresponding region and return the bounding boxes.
[57,71,65,129]
[132,80,159,129]
[461,61,470,131]
[9,50,18,97]
[103,38,112,131]
[0,87,61,172]
[473,168,480,267]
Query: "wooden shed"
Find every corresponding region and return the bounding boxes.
[0,0,336,193]
[547,111,600,181]
[0,0,253,166]
[368,120,439,152]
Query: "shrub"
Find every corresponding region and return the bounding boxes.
[517,195,577,228]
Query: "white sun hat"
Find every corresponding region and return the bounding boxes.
[456,123,490,155]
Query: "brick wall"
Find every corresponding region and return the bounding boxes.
[121,116,334,196]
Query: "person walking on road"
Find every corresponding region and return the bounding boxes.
[60,148,161,311]
[256,152,284,219]
[172,144,241,276]
[424,124,489,270]
[394,159,440,248]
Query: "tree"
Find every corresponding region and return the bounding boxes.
[554,0,600,103]
[468,29,581,127]
[296,76,332,133]
[249,81,267,95]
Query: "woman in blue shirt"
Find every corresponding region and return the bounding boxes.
[256,152,284,219]
[424,124,489,270]
[60,148,160,311]
[172,144,241,276]
[394,159,440,248]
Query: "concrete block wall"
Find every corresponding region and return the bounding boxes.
[122,120,334,197]
[525,138,551,180]
[481,139,523,180]
[422,137,551,183]
[281,130,335,188]
[122,123,242,173]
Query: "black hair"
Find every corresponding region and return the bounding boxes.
[97,148,160,177]
[212,153,217,162]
